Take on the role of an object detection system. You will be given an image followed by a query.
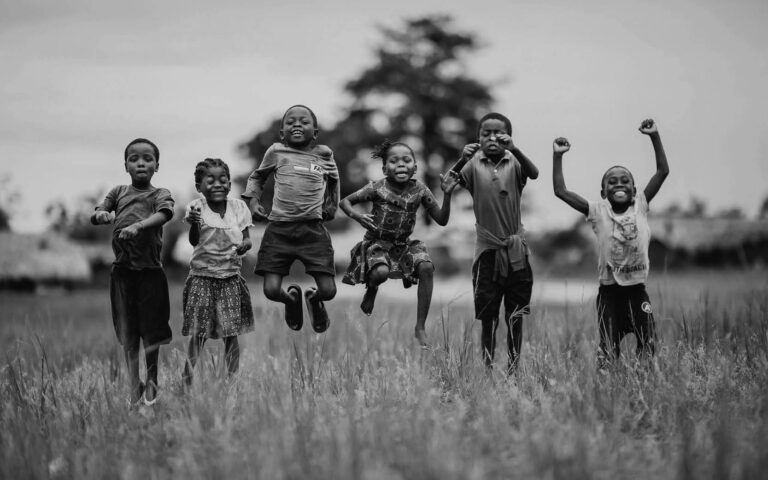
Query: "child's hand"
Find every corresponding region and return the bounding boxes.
[638,118,658,135]
[440,172,459,193]
[553,137,571,154]
[461,143,481,160]
[94,211,113,225]
[118,222,143,240]
[251,203,268,222]
[353,213,377,231]
[235,238,252,255]
[187,205,202,224]
[496,133,514,150]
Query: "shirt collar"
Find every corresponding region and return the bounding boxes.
[478,150,513,164]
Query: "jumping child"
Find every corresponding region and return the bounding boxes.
[91,138,174,406]
[552,119,669,368]
[181,158,254,386]
[341,140,459,346]
[452,113,539,373]
[242,105,339,333]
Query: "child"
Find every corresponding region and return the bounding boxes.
[340,140,459,346]
[241,105,339,333]
[552,119,669,367]
[181,158,254,386]
[91,138,174,406]
[452,113,539,373]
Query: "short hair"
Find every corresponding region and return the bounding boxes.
[124,138,159,163]
[371,139,415,165]
[477,112,512,138]
[194,158,231,185]
[281,104,318,129]
[600,165,635,190]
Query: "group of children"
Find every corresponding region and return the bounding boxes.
[92,104,669,406]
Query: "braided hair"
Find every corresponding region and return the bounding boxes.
[371,139,415,165]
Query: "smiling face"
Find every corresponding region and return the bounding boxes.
[478,118,509,159]
[382,144,417,185]
[601,166,636,207]
[196,165,231,204]
[124,142,158,188]
[280,106,318,148]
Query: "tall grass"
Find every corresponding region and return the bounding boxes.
[1,270,768,479]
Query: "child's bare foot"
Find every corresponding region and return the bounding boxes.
[360,286,378,316]
[414,327,429,347]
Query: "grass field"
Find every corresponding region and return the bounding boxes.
[2,269,768,479]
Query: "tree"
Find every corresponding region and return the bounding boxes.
[238,15,495,222]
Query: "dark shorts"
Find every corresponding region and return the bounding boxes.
[255,220,335,276]
[472,250,533,322]
[109,266,172,347]
[596,283,656,355]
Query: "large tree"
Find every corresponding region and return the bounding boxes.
[238,15,494,221]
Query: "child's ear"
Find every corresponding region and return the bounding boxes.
[381,165,387,176]
[313,129,319,140]
[599,189,607,199]
[195,183,202,193]
[279,129,285,141]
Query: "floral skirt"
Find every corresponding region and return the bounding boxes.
[182,274,254,339]
[342,238,432,287]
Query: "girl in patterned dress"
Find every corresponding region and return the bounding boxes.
[341,140,459,346]
[182,158,255,385]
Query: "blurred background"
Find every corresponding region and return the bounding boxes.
[1,0,767,290]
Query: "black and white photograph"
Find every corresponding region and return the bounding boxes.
[1,0,767,478]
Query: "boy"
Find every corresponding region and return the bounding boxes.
[242,105,339,333]
[552,119,669,368]
[91,138,174,406]
[453,113,539,372]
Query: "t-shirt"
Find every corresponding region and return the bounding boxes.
[587,192,651,286]
[184,198,252,278]
[348,178,438,243]
[95,184,175,269]
[458,150,529,268]
[241,143,339,222]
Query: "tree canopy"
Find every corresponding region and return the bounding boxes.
[238,15,494,216]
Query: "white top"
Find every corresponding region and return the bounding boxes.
[587,192,651,286]
[184,198,252,278]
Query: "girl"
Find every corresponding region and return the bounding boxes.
[552,119,669,368]
[341,140,459,346]
[182,158,255,386]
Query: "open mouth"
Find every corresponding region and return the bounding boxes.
[613,190,628,200]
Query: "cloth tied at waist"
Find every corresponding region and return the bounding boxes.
[475,224,528,282]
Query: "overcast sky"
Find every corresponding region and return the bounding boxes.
[1,0,766,232]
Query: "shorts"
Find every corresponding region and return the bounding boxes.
[342,238,432,287]
[182,274,254,339]
[472,249,533,322]
[596,283,656,355]
[109,266,172,347]
[255,220,335,276]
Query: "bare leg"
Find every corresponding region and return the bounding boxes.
[414,262,434,346]
[123,338,142,404]
[144,343,160,401]
[481,317,500,369]
[361,265,389,315]
[262,273,295,305]
[504,313,524,373]
[224,336,240,377]
[183,336,206,386]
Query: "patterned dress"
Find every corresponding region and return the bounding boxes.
[342,179,437,287]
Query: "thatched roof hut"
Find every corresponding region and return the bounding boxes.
[0,232,91,288]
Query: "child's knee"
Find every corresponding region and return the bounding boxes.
[263,283,283,301]
[318,283,336,300]
[369,264,390,283]
[416,262,434,278]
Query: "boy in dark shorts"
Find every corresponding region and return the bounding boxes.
[552,119,669,368]
[452,113,539,373]
[242,105,339,333]
[91,138,174,406]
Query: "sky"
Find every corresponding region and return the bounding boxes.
[1,0,767,232]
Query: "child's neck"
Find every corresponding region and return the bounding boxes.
[207,198,227,217]
[609,201,632,214]
[285,141,313,152]
[385,177,410,192]
[132,180,151,190]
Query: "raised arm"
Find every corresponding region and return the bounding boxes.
[552,137,589,216]
[501,133,539,180]
[426,172,460,226]
[639,119,669,203]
